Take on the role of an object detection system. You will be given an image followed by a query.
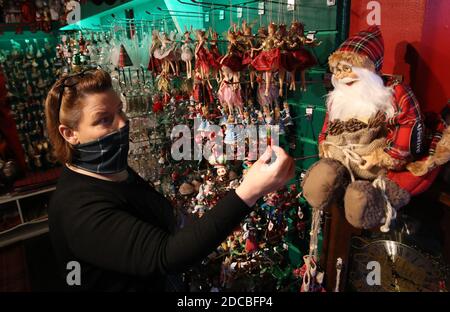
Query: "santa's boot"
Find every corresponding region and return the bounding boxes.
[301,158,350,211]
[344,178,410,230]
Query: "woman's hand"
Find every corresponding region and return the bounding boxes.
[236,146,295,207]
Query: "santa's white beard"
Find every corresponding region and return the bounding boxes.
[326,67,395,122]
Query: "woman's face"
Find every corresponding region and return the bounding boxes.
[67,90,127,144]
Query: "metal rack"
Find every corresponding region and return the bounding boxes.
[0,186,55,248]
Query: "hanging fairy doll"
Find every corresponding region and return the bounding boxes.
[251,22,281,97]
[192,68,214,114]
[287,21,319,91]
[217,77,244,123]
[194,29,214,89]
[240,20,256,88]
[148,30,162,76]
[181,26,194,79]
[154,31,176,75]
[219,24,245,89]
[170,30,182,77]
[256,72,278,112]
[208,28,222,82]
[275,24,294,97]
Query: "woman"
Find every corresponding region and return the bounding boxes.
[45,69,294,291]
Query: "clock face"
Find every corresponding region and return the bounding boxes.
[348,240,441,292]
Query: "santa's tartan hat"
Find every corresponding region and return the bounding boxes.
[329,26,384,72]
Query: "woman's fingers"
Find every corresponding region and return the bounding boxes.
[236,145,296,206]
[256,146,272,164]
[268,145,292,171]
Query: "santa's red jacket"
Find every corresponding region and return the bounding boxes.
[318,78,443,195]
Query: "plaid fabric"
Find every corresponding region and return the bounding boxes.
[422,112,447,156]
[319,81,424,163]
[338,26,384,72]
[384,82,424,161]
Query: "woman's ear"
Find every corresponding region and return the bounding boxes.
[58,124,79,146]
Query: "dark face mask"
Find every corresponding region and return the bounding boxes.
[71,121,130,174]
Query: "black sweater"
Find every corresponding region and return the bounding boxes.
[49,166,251,291]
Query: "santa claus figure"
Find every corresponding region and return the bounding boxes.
[301,26,449,232]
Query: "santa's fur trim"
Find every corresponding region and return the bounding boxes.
[407,126,450,176]
[328,51,376,72]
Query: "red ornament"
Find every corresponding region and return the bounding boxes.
[118,44,133,68]
[21,1,36,24]
[171,172,179,182]
[152,101,163,113]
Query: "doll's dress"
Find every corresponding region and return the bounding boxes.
[209,41,222,66]
[257,81,278,107]
[251,37,281,71]
[154,40,176,60]
[290,36,317,71]
[192,75,214,105]
[217,81,243,112]
[208,41,222,71]
[181,39,194,62]
[278,39,297,72]
[219,42,245,72]
[195,43,215,74]
[148,42,162,73]
[147,55,162,73]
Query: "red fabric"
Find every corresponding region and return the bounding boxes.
[195,44,215,74]
[292,48,317,71]
[210,44,221,61]
[152,101,163,113]
[384,82,424,161]
[0,72,26,171]
[387,166,440,196]
[21,1,36,24]
[251,48,281,71]
[280,51,297,72]
[242,50,253,66]
[422,111,447,156]
[318,112,329,145]
[245,237,258,253]
[220,53,244,72]
[147,56,161,75]
[209,44,221,70]
[338,26,384,72]
[193,83,214,105]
